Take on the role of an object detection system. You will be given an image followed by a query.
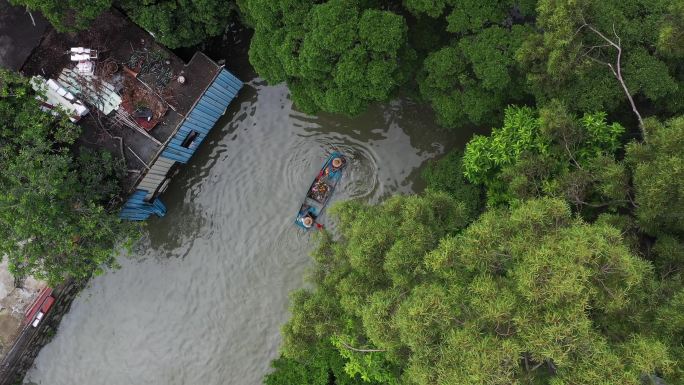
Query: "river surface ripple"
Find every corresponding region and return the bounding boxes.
[24,79,472,385]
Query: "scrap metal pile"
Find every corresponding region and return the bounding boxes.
[127,49,174,90]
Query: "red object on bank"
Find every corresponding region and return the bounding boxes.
[24,287,56,327]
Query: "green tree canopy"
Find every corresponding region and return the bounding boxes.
[418,26,532,127]
[414,0,536,128]
[10,0,111,31]
[11,0,234,48]
[265,342,373,385]
[14,0,684,132]
[658,2,684,58]
[241,0,415,116]
[462,104,627,208]
[0,70,138,285]
[421,149,482,220]
[120,0,235,48]
[626,116,684,237]
[240,0,541,126]
[278,195,680,385]
[517,0,683,118]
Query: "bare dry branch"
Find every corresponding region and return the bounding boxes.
[577,23,646,138]
[338,341,386,353]
[581,44,612,58]
[562,136,582,170]
[25,6,35,26]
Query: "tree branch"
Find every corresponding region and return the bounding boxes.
[580,44,612,62]
[574,199,632,208]
[578,22,646,139]
[338,341,387,353]
[25,6,36,27]
[561,131,582,170]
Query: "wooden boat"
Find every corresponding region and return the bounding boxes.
[295,151,347,229]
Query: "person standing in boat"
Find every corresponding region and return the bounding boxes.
[301,214,314,228]
[331,156,344,170]
[323,156,345,177]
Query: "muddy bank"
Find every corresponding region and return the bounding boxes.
[0,259,46,360]
[0,281,83,385]
[0,0,47,71]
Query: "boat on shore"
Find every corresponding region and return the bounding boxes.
[24,287,56,328]
[295,151,347,230]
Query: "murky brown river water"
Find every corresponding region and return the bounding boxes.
[24,69,481,384]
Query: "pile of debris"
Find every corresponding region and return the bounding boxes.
[119,73,167,131]
[30,47,115,121]
[127,49,174,90]
[30,76,89,122]
[30,45,173,133]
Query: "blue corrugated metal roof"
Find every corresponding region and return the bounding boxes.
[121,67,243,221]
[119,189,167,220]
[161,68,243,164]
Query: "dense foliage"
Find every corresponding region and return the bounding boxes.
[627,117,684,237]
[460,104,684,239]
[418,24,532,127]
[518,0,682,117]
[0,70,138,285]
[120,0,235,48]
[7,0,684,382]
[240,0,415,115]
[268,89,683,385]
[421,149,482,219]
[265,342,374,385]
[10,0,111,31]
[238,0,684,128]
[18,0,684,128]
[413,0,536,127]
[11,0,233,48]
[463,103,627,208]
[271,193,682,384]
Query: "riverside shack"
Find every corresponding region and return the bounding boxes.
[117,54,243,220]
[15,9,243,221]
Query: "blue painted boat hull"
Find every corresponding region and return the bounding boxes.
[295,151,347,230]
